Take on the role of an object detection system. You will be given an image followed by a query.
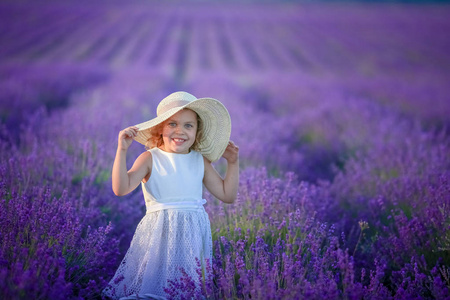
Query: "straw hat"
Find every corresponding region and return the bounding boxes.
[133,91,231,162]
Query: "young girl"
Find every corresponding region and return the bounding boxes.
[103,91,239,300]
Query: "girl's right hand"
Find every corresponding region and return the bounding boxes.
[118,126,139,150]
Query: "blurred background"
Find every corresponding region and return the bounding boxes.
[1,0,450,298]
[2,0,449,179]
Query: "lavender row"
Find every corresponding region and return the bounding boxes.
[2,3,449,73]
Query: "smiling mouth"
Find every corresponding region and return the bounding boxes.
[173,138,186,143]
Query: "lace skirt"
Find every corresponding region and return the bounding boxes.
[103,208,212,300]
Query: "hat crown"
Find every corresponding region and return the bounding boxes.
[157,91,197,116]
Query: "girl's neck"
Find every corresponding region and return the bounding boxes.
[157,146,191,155]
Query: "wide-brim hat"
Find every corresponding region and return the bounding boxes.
[133,91,231,162]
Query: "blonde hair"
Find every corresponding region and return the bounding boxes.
[144,109,204,151]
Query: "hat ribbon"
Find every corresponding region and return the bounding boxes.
[158,99,191,116]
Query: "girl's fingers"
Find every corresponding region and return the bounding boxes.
[121,126,139,138]
[128,127,137,135]
[228,141,239,151]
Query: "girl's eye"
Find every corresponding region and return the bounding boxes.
[185,124,193,128]
[168,123,176,127]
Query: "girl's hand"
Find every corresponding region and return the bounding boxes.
[222,140,239,164]
[118,126,139,150]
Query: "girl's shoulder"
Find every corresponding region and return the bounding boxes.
[137,150,153,183]
[135,150,153,166]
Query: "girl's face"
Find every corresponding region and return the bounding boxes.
[159,109,198,154]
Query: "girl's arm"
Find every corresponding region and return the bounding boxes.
[203,141,239,204]
[112,126,152,196]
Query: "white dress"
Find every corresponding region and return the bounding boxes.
[103,148,212,300]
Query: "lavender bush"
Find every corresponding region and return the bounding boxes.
[1,1,450,299]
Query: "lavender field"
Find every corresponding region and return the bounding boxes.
[1,1,450,299]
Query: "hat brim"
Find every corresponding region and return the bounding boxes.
[133,97,231,162]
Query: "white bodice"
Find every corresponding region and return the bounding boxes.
[141,147,205,213]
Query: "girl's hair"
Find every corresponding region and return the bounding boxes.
[145,109,204,151]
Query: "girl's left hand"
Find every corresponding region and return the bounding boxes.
[222,140,239,164]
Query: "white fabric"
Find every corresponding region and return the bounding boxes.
[103,148,212,300]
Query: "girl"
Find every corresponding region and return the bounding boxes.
[103,91,239,300]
